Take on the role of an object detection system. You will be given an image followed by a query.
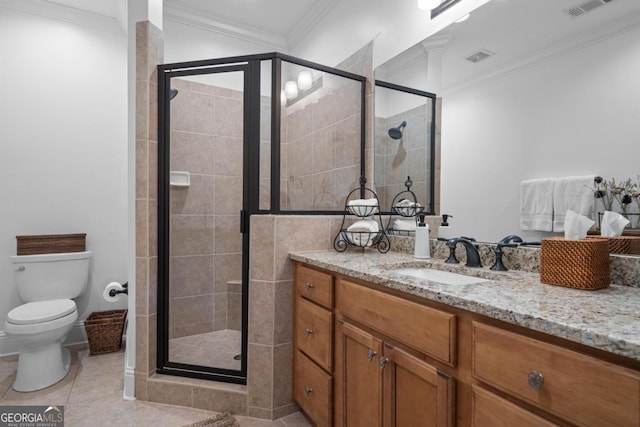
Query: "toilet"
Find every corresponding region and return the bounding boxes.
[4,250,91,392]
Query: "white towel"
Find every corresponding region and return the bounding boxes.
[347,219,379,232]
[393,219,416,231]
[347,198,378,207]
[520,178,554,232]
[553,175,595,232]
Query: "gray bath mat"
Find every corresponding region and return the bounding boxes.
[183,412,239,427]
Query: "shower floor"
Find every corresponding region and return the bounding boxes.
[169,329,241,370]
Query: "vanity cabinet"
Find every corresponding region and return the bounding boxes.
[292,261,640,427]
[293,264,334,426]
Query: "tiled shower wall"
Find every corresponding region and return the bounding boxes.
[168,77,243,338]
[374,103,433,210]
[281,73,363,211]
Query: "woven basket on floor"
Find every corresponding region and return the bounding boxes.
[540,237,610,290]
[85,310,127,355]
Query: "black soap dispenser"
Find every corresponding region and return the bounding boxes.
[438,214,454,240]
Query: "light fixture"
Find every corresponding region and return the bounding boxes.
[284,80,298,99]
[417,0,441,10]
[297,70,313,91]
[454,13,470,23]
[280,90,287,105]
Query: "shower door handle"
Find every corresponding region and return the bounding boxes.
[240,210,248,234]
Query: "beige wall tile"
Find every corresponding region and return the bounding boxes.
[247,343,273,409]
[170,255,214,298]
[136,199,148,257]
[148,141,158,200]
[148,257,157,315]
[272,343,293,408]
[335,114,360,169]
[287,136,312,179]
[148,313,157,374]
[169,215,214,256]
[148,199,157,257]
[249,216,275,282]
[192,386,248,414]
[148,378,193,407]
[213,292,228,331]
[136,139,148,199]
[214,176,242,215]
[213,96,244,138]
[273,280,293,345]
[170,131,215,175]
[171,91,216,134]
[248,280,274,345]
[227,291,242,331]
[312,126,335,174]
[213,136,243,176]
[215,215,242,254]
[135,315,148,374]
[136,257,149,316]
[170,295,214,335]
[170,174,215,215]
[135,374,148,401]
[214,253,242,292]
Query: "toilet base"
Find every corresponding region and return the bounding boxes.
[13,343,71,392]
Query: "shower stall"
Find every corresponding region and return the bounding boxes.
[156,53,366,384]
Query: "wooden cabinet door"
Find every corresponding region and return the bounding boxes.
[337,321,383,427]
[382,343,455,427]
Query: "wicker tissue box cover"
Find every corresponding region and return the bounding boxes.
[540,237,610,290]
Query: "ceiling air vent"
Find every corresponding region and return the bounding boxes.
[465,50,494,63]
[565,0,615,18]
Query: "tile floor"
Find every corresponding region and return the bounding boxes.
[169,330,241,370]
[0,345,310,427]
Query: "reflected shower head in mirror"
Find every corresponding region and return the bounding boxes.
[388,121,407,140]
[169,88,179,100]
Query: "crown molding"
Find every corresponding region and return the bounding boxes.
[286,0,339,51]
[442,11,640,96]
[0,0,124,35]
[163,3,288,51]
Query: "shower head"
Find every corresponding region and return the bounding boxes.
[169,88,179,100]
[388,121,407,140]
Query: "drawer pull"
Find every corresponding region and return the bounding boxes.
[305,281,314,291]
[304,387,313,397]
[367,349,377,362]
[528,370,544,391]
[304,328,313,337]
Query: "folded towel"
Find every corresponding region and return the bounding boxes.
[347,198,379,207]
[393,219,416,231]
[520,178,554,232]
[553,175,594,232]
[347,219,379,232]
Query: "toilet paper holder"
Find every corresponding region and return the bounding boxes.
[109,282,128,297]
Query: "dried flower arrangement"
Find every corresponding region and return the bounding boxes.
[594,176,640,228]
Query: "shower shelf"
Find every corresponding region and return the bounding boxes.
[170,171,190,187]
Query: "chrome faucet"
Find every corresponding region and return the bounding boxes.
[440,237,483,268]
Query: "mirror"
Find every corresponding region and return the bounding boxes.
[373,81,436,217]
[377,0,640,244]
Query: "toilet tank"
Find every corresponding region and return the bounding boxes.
[11,251,92,302]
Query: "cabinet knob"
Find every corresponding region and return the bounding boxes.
[305,282,314,291]
[304,328,313,337]
[379,356,389,370]
[367,349,377,362]
[304,387,313,397]
[528,370,544,391]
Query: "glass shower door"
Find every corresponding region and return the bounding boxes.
[159,63,249,381]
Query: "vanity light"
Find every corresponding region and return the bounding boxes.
[455,13,470,23]
[284,80,298,99]
[297,70,313,91]
[417,0,441,10]
[280,90,287,105]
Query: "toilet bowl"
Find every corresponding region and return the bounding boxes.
[5,251,91,392]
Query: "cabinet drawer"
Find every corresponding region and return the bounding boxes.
[296,264,333,309]
[337,279,456,366]
[295,350,332,427]
[472,322,640,427]
[472,386,557,427]
[296,296,333,371]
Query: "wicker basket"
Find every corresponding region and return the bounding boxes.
[84,310,127,355]
[586,235,640,254]
[540,237,610,290]
[16,233,86,255]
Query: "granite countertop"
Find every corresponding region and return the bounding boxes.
[290,250,640,362]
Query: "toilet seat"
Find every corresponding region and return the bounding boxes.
[7,299,76,325]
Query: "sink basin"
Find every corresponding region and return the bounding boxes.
[392,268,490,285]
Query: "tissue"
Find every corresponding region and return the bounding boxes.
[600,211,630,237]
[103,282,126,302]
[563,210,595,240]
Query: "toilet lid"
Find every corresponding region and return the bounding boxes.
[7,299,76,325]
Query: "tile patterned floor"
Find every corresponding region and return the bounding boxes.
[0,345,310,427]
[169,329,241,370]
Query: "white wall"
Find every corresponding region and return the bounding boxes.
[440,25,640,243]
[0,6,128,354]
